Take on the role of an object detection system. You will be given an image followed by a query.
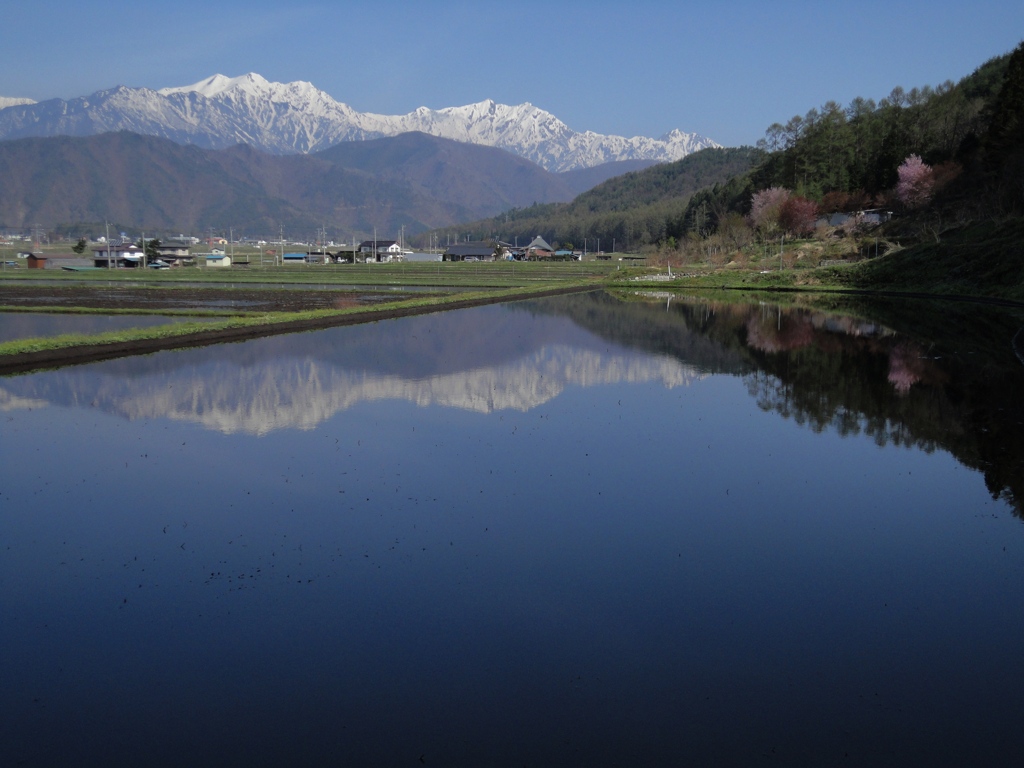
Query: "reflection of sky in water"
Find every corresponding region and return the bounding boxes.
[0,312,221,342]
[2,294,1024,765]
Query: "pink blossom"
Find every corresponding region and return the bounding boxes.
[896,155,934,208]
[749,187,791,232]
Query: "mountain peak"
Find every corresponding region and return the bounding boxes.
[158,73,271,98]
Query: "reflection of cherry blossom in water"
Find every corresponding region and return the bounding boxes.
[888,341,925,395]
[745,313,816,353]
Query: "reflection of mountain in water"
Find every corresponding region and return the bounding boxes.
[0,301,702,435]
[4,292,1022,514]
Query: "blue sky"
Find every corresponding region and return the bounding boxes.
[5,1,1022,147]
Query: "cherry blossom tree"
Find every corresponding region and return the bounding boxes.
[749,187,791,234]
[896,154,935,208]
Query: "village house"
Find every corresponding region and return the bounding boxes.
[156,240,195,266]
[525,235,554,260]
[92,241,145,268]
[358,240,403,262]
[440,241,507,264]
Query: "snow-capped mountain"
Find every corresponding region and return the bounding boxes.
[0,73,719,171]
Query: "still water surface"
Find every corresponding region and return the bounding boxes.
[2,292,1024,766]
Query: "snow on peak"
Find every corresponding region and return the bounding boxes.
[158,73,271,98]
[0,96,36,109]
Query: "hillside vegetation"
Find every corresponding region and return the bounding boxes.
[668,43,1021,239]
[422,146,763,250]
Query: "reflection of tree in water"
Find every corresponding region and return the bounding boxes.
[732,301,1024,516]
[888,341,934,395]
[744,311,816,353]
[562,292,1024,517]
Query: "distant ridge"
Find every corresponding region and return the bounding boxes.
[0,131,589,234]
[0,73,719,172]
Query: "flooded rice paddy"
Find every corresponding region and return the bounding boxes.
[2,291,1024,766]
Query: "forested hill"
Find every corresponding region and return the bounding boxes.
[422,146,762,250]
[669,42,1022,240]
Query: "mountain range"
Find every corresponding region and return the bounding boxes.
[0,130,633,235]
[0,73,718,172]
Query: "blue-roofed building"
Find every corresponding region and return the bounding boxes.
[205,253,232,267]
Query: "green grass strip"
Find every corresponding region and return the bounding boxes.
[0,305,261,318]
[0,283,586,357]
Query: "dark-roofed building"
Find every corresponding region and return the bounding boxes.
[26,252,94,269]
[525,236,554,260]
[443,241,501,262]
[156,241,194,266]
[332,245,358,264]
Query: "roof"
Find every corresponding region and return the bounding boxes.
[92,243,142,253]
[526,236,553,251]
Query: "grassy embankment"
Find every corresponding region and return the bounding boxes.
[612,219,1024,305]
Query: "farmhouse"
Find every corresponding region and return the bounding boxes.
[358,240,403,262]
[525,235,554,260]
[92,241,145,268]
[443,241,499,262]
[157,241,194,266]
